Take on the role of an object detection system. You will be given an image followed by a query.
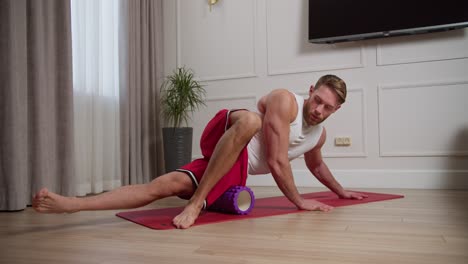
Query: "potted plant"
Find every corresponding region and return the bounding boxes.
[160,66,206,172]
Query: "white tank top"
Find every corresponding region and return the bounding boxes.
[247,92,323,175]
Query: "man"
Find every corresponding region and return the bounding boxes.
[33,74,368,229]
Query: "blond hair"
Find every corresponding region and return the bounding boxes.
[315,75,347,104]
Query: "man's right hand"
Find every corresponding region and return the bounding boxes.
[296,199,334,212]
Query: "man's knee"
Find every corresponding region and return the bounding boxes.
[147,172,194,199]
[230,111,262,140]
[242,112,262,134]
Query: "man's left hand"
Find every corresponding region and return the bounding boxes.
[339,191,369,200]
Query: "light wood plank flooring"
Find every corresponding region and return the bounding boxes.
[1,187,467,264]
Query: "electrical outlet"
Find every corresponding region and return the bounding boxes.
[334,137,351,146]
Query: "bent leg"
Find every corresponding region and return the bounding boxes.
[32,171,194,213]
[173,110,262,229]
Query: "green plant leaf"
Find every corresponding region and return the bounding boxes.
[160,66,206,127]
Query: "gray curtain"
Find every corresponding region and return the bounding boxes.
[119,0,165,185]
[0,0,75,211]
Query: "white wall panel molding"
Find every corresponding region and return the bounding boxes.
[376,29,468,66]
[265,0,364,76]
[175,0,257,81]
[267,46,366,76]
[325,88,368,158]
[378,79,468,157]
[247,169,468,189]
[205,94,258,103]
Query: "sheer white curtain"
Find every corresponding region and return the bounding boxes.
[71,0,121,195]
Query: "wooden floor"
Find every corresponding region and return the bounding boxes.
[1,187,468,264]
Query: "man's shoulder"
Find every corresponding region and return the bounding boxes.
[269,88,294,96]
[266,89,297,104]
[262,89,298,121]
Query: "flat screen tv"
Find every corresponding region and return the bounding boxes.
[308,0,468,44]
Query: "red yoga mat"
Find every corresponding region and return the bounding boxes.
[116,191,404,230]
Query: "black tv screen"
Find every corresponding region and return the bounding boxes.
[309,0,468,44]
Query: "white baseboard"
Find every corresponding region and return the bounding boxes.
[246,169,468,189]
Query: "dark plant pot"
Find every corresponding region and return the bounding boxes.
[162,127,193,173]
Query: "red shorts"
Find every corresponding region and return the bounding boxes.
[176,109,249,209]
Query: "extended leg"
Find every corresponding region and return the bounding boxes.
[172,110,262,229]
[32,171,194,213]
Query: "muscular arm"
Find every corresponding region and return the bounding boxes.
[305,128,368,200]
[260,90,305,208]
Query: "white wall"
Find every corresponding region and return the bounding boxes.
[162,0,468,189]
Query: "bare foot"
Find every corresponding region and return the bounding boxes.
[32,188,79,214]
[172,202,203,229]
